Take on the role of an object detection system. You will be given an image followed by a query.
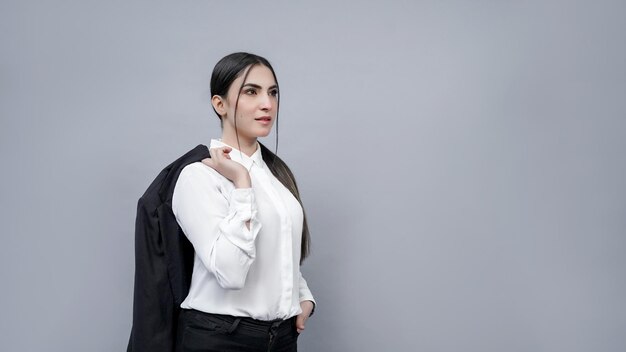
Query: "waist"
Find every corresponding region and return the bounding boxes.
[182,308,296,334]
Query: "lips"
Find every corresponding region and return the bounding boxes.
[255,116,272,125]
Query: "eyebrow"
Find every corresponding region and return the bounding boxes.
[241,83,278,90]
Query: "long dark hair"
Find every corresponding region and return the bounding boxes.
[210,52,311,263]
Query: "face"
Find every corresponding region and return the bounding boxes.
[214,64,278,141]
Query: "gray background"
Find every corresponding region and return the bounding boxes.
[1,0,625,351]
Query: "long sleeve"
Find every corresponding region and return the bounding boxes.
[172,163,262,290]
[298,271,316,306]
[173,139,314,320]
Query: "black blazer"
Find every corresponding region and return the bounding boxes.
[127,144,210,352]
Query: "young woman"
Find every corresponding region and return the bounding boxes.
[171,52,315,351]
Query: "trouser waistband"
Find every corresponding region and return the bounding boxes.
[182,308,295,335]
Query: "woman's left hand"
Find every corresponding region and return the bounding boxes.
[295,300,314,333]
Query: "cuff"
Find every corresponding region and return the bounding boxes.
[300,299,316,317]
[218,188,261,253]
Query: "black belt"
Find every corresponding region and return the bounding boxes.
[182,309,295,335]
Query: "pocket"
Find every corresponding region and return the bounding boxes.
[181,311,229,349]
[292,318,301,338]
[185,321,223,334]
[187,312,227,332]
[182,325,225,351]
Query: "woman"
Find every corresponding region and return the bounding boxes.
[172,52,315,351]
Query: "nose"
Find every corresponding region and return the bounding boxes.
[259,93,273,111]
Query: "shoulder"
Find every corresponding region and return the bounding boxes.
[175,161,229,191]
[172,162,231,209]
[179,161,221,181]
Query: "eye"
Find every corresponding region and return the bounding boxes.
[243,88,257,95]
[269,89,279,97]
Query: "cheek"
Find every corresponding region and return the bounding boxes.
[238,102,258,117]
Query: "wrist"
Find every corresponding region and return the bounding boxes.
[233,173,251,188]
[302,300,315,317]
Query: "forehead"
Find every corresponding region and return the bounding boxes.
[234,64,276,87]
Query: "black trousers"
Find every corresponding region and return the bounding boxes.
[177,309,299,352]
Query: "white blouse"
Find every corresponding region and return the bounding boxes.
[172,139,315,321]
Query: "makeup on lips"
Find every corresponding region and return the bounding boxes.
[255,116,272,125]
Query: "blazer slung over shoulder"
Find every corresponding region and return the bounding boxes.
[127,142,284,352]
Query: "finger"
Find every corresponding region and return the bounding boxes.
[222,147,232,159]
[211,147,226,163]
[208,148,218,161]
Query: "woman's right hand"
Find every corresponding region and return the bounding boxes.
[201,147,251,188]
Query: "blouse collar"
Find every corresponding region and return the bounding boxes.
[209,139,263,172]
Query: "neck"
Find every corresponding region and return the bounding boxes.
[220,131,258,157]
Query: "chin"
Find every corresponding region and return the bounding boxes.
[256,129,273,138]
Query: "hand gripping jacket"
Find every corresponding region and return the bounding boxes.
[127,144,210,352]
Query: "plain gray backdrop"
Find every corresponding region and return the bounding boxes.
[1,1,625,351]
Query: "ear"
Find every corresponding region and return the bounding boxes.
[211,95,227,118]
